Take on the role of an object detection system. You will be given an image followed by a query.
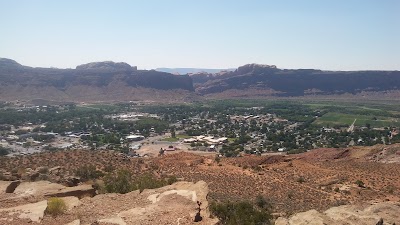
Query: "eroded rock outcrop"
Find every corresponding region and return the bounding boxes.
[13,181,95,198]
[94,181,216,225]
[275,201,400,225]
[0,180,217,225]
[0,200,48,222]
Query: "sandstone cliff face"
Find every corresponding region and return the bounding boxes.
[0,58,194,102]
[3,58,400,101]
[193,64,400,98]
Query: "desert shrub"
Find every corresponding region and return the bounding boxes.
[104,170,176,194]
[133,173,167,192]
[167,176,178,185]
[252,166,262,172]
[386,185,396,194]
[210,200,272,225]
[17,168,26,175]
[296,176,305,183]
[342,190,351,195]
[38,174,49,181]
[355,180,365,188]
[46,197,67,216]
[103,164,115,173]
[104,169,133,194]
[255,196,271,210]
[149,164,159,170]
[0,146,10,156]
[11,168,18,174]
[93,179,106,194]
[37,167,49,174]
[287,191,294,199]
[75,165,104,181]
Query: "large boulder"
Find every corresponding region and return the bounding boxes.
[13,181,66,197]
[1,180,216,225]
[275,210,332,225]
[85,181,218,225]
[13,181,95,198]
[44,184,95,198]
[0,200,47,222]
[0,180,20,193]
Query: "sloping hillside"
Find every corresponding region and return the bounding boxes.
[1,145,399,215]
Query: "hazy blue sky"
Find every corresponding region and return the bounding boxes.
[0,0,399,70]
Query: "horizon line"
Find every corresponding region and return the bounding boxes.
[1,57,399,72]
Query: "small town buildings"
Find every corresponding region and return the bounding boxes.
[126,135,145,141]
[165,145,176,151]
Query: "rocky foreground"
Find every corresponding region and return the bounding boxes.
[0,179,399,225]
[0,180,217,225]
[0,145,399,224]
[275,202,399,225]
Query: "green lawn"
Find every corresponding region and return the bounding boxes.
[314,112,400,128]
[161,137,179,142]
[161,134,192,142]
[176,134,191,139]
[228,138,237,143]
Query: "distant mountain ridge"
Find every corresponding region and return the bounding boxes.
[1,58,400,102]
[0,58,22,67]
[76,61,137,71]
[193,63,400,98]
[156,67,235,74]
[0,58,195,103]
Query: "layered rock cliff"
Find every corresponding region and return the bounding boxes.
[0,58,195,102]
[193,63,400,98]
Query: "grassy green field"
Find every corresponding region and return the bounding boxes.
[228,138,237,143]
[176,134,191,139]
[314,112,400,128]
[161,134,192,142]
[161,137,179,142]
